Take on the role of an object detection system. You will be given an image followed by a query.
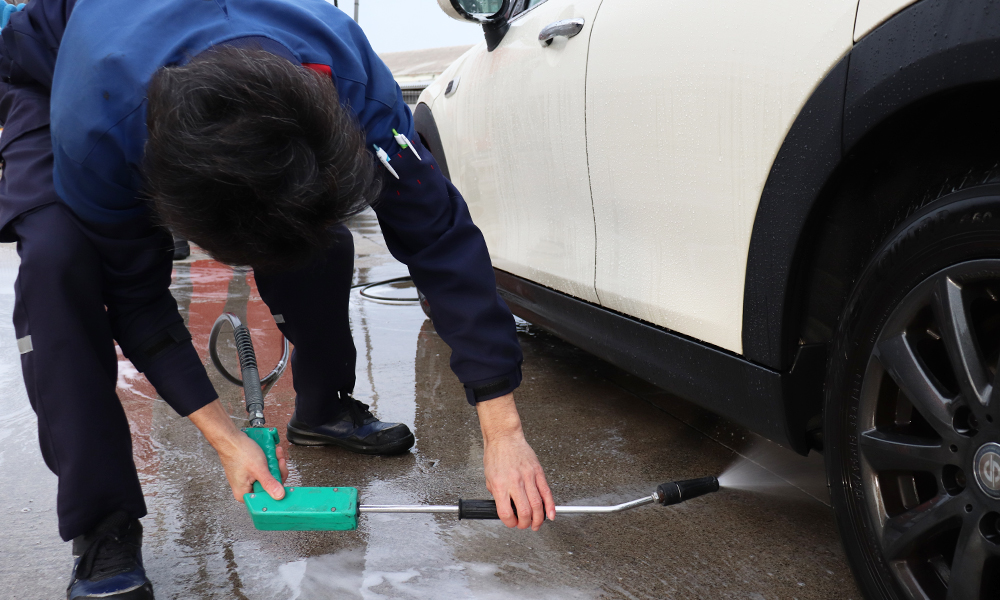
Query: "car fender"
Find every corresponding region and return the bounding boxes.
[854,0,920,42]
[743,0,1000,371]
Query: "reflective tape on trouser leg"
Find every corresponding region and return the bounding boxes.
[17,335,32,354]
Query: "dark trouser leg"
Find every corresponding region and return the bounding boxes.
[12,203,146,541]
[253,224,356,426]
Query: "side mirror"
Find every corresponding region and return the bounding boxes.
[437,0,508,23]
[437,0,513,51]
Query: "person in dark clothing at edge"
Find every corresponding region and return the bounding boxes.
[0,0,556,598]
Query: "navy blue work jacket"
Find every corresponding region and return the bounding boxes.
[0,0,522,409]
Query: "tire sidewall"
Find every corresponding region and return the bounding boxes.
[825,185,1000,599]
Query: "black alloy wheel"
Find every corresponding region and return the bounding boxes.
[826,186,1000,600]
[859,262,1000,598]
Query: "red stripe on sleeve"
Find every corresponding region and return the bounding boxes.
[302,63,333,77]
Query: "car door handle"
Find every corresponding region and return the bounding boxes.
[538,18,585,47]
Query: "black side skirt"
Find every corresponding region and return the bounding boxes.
[495,269,825,455]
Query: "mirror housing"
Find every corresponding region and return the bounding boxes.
[437,0,508,23]
[436,0,514,51]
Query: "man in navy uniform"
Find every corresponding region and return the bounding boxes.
[0,1,555,597]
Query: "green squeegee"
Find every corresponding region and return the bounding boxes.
[210,312,720,532]
[241,426,359,531]
[210,313,359,531]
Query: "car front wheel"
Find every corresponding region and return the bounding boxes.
[826,185,1000,600]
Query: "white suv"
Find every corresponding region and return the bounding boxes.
[416,1,1000,598]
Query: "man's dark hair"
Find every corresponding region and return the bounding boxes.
[145,46,379,268]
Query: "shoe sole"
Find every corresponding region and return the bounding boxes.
[286,425,415,455]
[71,582,154,599]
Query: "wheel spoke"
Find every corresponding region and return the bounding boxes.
[876,333,958,436]
[881,494,965,561]
[933,276,991,415]
[988,354,1000,418]
[945,517,997,600]
[859,429,951,473]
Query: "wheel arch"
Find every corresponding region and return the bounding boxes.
[413,102,451,181]
[742,0,1000,372]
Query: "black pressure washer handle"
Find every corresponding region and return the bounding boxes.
[458,499,517,520]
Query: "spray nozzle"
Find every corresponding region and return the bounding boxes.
[656,476,720,506]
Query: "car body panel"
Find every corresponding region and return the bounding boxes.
[854,0,920,41]
[586,0,857,355]
[415,45,472,178]
[423,0,605,304]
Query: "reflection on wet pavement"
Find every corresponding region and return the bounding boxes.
[0,210,861,599]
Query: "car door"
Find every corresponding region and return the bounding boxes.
[585,0,858,354]
[448,0,603,304]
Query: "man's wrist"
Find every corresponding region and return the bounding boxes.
[188,399,242,453]
[476,392,524,443]
[464,366,523,406]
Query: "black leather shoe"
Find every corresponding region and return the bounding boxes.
[286,395,414,455]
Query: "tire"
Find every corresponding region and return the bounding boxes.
[826,184,1000,600]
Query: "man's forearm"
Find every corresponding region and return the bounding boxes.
[80,212,217,417]
[372,137,523,405]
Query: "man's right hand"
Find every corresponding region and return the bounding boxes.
[215,429,288,502]
[477,393,555,531]
[188,399,288,501]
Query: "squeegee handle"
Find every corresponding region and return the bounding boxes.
[457,499,518,520]
[243,427,282,494]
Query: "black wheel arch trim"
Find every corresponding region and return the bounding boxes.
[413,102,451,181]
[743,0,1000,370]
[496,268,825,455]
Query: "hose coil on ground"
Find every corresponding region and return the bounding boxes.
[353,276,419,302]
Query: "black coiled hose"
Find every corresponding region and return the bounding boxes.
[209,312,290,427]
[233,324,265,427]
[352,276,419,302]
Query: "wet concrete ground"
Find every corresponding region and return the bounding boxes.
[0,211,862,599]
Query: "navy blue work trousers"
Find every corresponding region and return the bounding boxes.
[6,127,357,542]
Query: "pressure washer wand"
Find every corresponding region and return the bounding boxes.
[358,476,720,519]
